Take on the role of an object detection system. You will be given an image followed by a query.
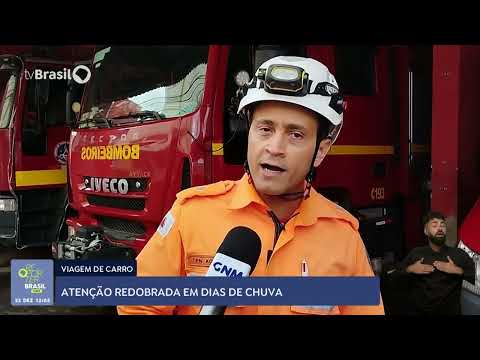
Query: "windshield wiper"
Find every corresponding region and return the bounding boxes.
[109,110,166,123]
[94,116,112,128]
[78,115,112,128]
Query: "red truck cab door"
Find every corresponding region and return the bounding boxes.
[13,62,72,247]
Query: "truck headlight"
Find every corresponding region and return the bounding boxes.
[0,198,16,212]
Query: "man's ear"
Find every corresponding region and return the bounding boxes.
[313,138,332,167]
[424,226,429,236]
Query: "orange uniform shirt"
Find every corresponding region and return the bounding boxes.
[118,174,384,315]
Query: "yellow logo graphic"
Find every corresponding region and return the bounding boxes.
[18,264,45,294]
[81,144,140,160]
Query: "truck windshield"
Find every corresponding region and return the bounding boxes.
[80,46,209,128]
[0,70,19,129]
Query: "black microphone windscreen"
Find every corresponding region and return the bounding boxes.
[216,226,262,273]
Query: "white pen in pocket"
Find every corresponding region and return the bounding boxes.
[300,258,334,312]
[301,259,309,277]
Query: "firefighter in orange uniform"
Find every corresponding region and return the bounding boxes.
[118,56,384,315]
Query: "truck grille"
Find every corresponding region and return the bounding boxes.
[87,195,145,211]
[97,216,145,241]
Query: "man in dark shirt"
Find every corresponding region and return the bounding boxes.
[400,211,475,315]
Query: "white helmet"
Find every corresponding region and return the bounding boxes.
[237,56,344,143]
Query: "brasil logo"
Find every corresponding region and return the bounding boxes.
[18,264,46,294]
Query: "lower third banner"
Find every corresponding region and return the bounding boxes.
[55,277,380,306]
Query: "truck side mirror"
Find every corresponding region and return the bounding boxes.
[226,70,251,135]
[234,70,250,87]
[66,78,84,128]
[66,102,81,127]
[72,102,81,114]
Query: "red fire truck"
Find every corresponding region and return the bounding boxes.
[380,45,480,314]
[54,45,434,264]
[429,46,480,313]
[0,46,93,249]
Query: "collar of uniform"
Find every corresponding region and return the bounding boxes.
[228,174,268,210]
[293,188,359,230]
[228,174,359,230]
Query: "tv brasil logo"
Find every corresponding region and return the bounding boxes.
[25,65,91,84]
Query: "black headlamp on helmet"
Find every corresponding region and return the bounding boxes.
[251,63,344,115]
[258,64,309,96]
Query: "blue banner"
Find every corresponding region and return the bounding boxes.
[54,260,136,276]
[54,276,380,306]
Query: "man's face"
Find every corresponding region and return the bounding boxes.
[247,101,331,196]
[426,218,447,246]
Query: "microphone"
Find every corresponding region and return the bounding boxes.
[199,226,262,315]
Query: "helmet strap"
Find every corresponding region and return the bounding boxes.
[303,121,324,199]
[244,160,253,184]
